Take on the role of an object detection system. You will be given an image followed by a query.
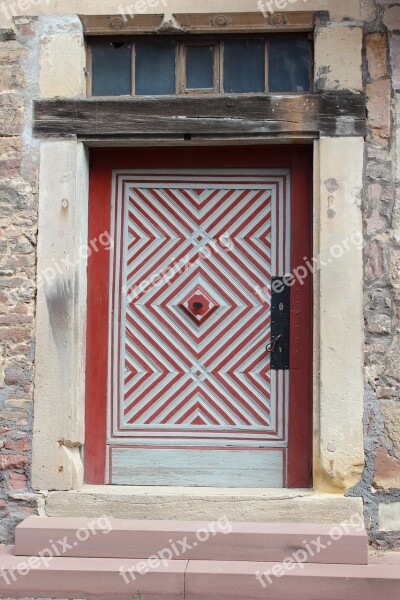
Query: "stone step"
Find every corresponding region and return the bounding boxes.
[186,560,400,600]
[15,517,368,564]
[1,546,400,600]
[0,545,185,600]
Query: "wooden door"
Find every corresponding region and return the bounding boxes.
[86,147,312,488]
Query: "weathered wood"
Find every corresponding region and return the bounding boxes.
[111,448,284,487]
[84,134,316,147]
[33,93,366,139]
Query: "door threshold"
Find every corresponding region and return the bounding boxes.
[43,485,363,525]
[82,484,314,497]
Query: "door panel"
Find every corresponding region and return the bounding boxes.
[111,448,284,487]
[85,147,313,488]
[108,172,289,486]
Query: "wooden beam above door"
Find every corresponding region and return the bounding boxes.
[33,92,366,139]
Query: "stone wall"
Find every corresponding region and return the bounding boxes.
[348,0,400,550]
[0,0,399,548]
[0,20,42,543]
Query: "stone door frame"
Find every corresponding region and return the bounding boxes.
[30,9,365,521]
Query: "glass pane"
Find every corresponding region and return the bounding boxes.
[135,41,176,95]
[92,42,132,97]
[268,38,312,92]
[224,40,265,93]
[186,45,214,89]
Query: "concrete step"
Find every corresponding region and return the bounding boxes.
[1,546,400,600]
[15,517,368,564]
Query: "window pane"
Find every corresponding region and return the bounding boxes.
[135,41,176,95]
[186,45,214,89]
[268,38,312,92]
[223,40,265,93]
[92,42,132,97]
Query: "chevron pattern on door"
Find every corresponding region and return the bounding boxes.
[107,171,290,486]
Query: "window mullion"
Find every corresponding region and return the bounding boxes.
[213,42,220,94]
[265,38,269,93]
[131,43,136,96]
[219,40,224,94]
[176,40,182,95]
[86,41,93,97]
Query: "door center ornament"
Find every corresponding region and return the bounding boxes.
[178,285,219,326]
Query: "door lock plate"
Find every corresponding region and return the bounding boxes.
[269,277,290,370]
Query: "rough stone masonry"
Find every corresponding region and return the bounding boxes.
[348,0,400,550]
[0,0,400,550]
[0,19,41,543]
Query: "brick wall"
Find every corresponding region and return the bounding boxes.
[0,1,400,547]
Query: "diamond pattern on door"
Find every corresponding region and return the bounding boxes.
[108,172,290,456]
[178,285,219,326]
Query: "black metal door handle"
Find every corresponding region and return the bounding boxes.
[266,335,282,353]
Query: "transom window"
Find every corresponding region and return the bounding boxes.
[87,34,313,97]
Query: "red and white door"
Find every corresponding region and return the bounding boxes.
[86,148,312,488]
